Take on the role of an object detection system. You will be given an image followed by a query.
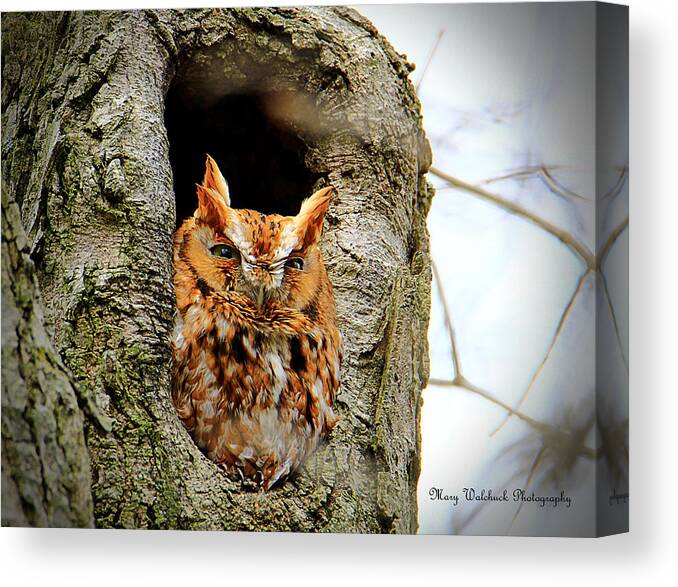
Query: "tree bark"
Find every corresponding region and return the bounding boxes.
[1,7,432,532]
[1,182,111,527]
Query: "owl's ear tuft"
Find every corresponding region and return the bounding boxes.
[195,183,230,228]
[295,186,334,248]
[202,154,231,206]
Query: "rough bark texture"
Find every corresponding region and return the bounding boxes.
[1,184,110,527]
[1,8,432,532]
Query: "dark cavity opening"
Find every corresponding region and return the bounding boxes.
[165,88,316,227]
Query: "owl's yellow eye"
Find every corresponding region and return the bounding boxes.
[285,257,304,271]
[210,244,237,259]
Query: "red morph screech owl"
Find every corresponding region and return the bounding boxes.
[171,155,341,490]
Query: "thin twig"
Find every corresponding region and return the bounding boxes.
[539,166,590,202]
[491,269,592,435]
[596,217,629,268]
[509,446,546,529]
[429,166,596,269]
[416,28,446,93]
[599,269,629,372]
[429,377,545,433]
[481,166,544,186]
[595,218,629,371]
[601,165,628,201]
[431,259,462,376]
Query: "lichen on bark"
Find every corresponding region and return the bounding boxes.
[1,7,433,532]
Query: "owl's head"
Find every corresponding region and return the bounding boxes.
[177,155,334,310]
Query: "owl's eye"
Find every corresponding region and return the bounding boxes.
[285,257,304,271]
[210,244,237,259]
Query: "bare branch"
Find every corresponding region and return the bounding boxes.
[508,446,547,529]
[431,259,462,377]
[481,166,544,186]
[429,376,547,433]
[491,269,592,435]
[416,28,445,93]
[596,217,629,268]
[429,378,597,460]
[599,270,629,372]
[601,165,628,201]
[429,166,596,269]
[595,217,629,371]
[539,166,591,202]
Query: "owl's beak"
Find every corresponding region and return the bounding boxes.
[243,262,275,308]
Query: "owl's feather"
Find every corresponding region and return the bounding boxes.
[171,156,341,490]
[203,154,230,205]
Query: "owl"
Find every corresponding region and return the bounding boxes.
[171,155,341,490]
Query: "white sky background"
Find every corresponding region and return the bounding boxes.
[356,3,628,535]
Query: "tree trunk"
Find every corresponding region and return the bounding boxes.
[1,181,111,527]
[1,7,433,532]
